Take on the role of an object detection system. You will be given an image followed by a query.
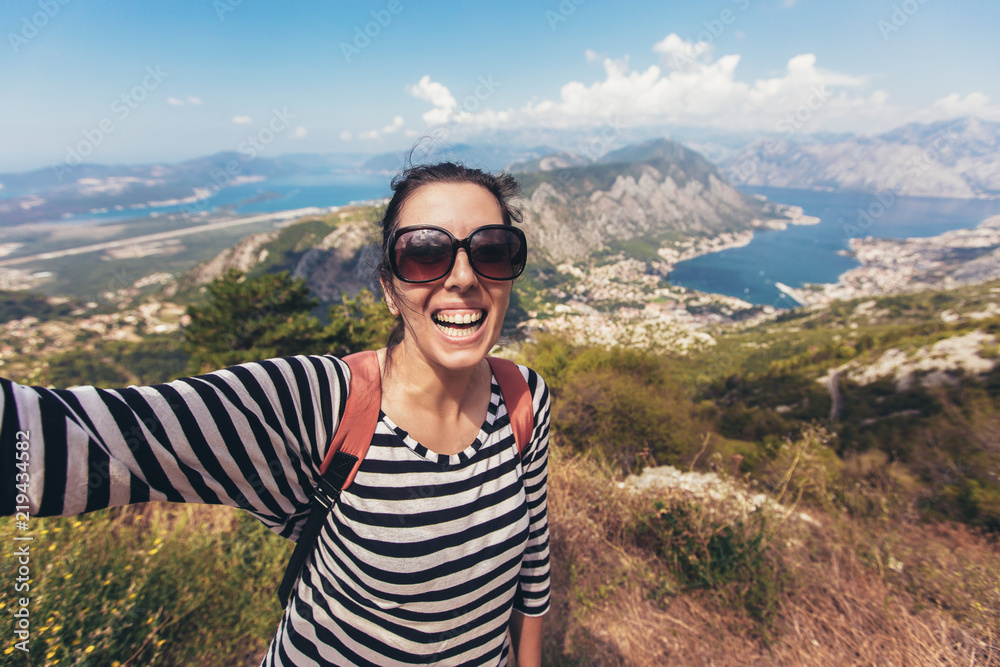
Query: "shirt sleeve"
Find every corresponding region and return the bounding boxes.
[1,355,349,540]
[513,366,552,616]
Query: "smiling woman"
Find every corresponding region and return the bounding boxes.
[0,162,551,667]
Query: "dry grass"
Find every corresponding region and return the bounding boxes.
[544,442,1000,666]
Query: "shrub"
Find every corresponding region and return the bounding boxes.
[632,500,782,630]
[526,339,700,473]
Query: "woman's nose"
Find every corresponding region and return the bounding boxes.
[445,249,478,290]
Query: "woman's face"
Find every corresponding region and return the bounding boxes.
[384,182,514,373]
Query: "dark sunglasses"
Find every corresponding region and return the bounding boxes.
[388,224,527,284]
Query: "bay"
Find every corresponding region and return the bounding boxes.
[667,187,1000,308]
[39,169,391,225]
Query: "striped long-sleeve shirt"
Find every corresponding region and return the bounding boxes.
[1,354,551,666]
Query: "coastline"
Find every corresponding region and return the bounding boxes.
[796,214,1000,307]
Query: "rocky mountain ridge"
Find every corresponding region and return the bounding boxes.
[515,138,796,265]
[721,117,1000,198]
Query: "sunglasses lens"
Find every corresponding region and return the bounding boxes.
[469,228,526,280]
[394,229,454,282]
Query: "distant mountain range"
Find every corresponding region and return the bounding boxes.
[175,137,793,308]
[720,117,1000,198]
[359,143,560,173]
[0,153,309,226]
[4,117,998,229]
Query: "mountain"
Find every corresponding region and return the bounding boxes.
[0,152,368,226]
[514,138,792,264]
[720,117,1000,198]
[183,139,794,293]
[505,151,591,174]
[359,143,560,173]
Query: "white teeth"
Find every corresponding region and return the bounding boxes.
[435,311,483,324]
[433,311,484,337]
[438,325,477,337]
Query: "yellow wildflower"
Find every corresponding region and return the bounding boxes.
[84,645,95,653]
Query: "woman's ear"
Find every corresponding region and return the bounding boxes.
[381,278,400,316]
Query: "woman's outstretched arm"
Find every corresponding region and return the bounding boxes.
[1,355,348,539]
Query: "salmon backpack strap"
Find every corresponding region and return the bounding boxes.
[277,350,381,607]
[487,357,534,457]
[319,350,382,489]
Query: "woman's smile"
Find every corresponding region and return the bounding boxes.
[432,308,485,337]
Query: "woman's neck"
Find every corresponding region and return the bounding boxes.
[377,346,493,455]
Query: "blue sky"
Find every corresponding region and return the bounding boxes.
[1,0,998,172]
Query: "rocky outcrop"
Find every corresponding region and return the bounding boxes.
[294,222,379,302]
[517,139,781,264]
[183,230,281,285]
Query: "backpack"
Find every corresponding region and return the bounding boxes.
[277,350,534,607]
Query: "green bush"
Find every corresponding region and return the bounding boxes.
[526,338,700,473]
[632,500,781,630]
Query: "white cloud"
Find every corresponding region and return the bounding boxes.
[339,130,353,141]
[169,96,203,107]
[291,126,308,139]
[585,49,603,64]
[406,75,457,125]
[906,92,1000,125]
[232,115,253,124]
[356,115,406,141]
[382,116,404,134]
[402,35,998,138]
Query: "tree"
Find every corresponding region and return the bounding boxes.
[323,289,397,358]
[184,269,326,374]
[183,270,397,374]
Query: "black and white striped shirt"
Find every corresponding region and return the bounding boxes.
[1,355,551,666]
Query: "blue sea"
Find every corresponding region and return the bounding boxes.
[50,169,392,225]
[668,187,1000,308]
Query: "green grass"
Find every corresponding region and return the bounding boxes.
[1,506,292,666]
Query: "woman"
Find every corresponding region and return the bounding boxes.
[1,162,551,666]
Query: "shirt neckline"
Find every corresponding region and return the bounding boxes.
[379,377,502,466]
